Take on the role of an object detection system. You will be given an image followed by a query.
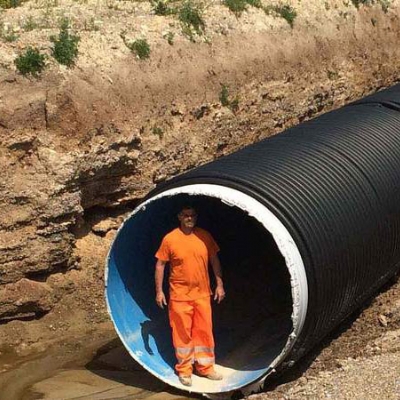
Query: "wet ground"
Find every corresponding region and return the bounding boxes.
[0,334,197,400]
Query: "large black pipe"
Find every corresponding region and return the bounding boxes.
[106,84,400,396]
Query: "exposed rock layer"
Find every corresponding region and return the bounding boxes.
[1,1,400,320]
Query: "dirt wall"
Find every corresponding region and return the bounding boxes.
[1,0,400,323]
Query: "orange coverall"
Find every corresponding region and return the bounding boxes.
[155,227,219,376]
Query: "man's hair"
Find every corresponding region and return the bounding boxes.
[179,205,197,215]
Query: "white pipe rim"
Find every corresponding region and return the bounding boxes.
[105,183,309,393]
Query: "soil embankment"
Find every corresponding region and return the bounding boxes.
[1,0,400,398]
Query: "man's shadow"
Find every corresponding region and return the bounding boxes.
[85,337,201,398]
[140,317,176,367]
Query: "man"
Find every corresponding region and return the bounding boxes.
[154,205,225,387]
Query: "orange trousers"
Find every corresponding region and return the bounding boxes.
[169,296,215,376]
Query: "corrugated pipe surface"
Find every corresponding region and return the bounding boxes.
[106,84,400,396]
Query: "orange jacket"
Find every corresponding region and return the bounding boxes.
[155,227,219,301]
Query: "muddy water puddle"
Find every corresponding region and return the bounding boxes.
[0,335,196,400]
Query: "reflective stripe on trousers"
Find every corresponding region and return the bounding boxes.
[169,296,215,376]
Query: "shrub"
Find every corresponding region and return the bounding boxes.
[245,0,261,8]
[327,70,339,80]
[152,126,164,138]
[223,0,261,16]
[178,0,205,39]
[132,39,150,59]
[0,0,26,8]
[50,18,80,66]
[219,84,230,107]
[265,4,297,28]
[14,47,46,76]
[224,0,247,16]
[275,4,297,27]
[380,0,390,12]
[351,0,372,7]
[123,35,151,59]
[152,0,172,15]
[219,84,239,112]
[351,0,390,11]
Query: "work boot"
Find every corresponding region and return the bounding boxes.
[179,375,192,386]
[201,371,223,381]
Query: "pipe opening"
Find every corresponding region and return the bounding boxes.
[106,184,308,394]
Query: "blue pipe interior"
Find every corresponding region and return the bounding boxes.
[106,193,293,392]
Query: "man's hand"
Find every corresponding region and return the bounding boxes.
[214,285,225,304]
[156,291,167,309]
[155,260,167,308]
[210,254,225,303]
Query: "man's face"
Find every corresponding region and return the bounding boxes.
[178,208,198,229]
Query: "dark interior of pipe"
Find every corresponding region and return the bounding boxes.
[107,193,293,390]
